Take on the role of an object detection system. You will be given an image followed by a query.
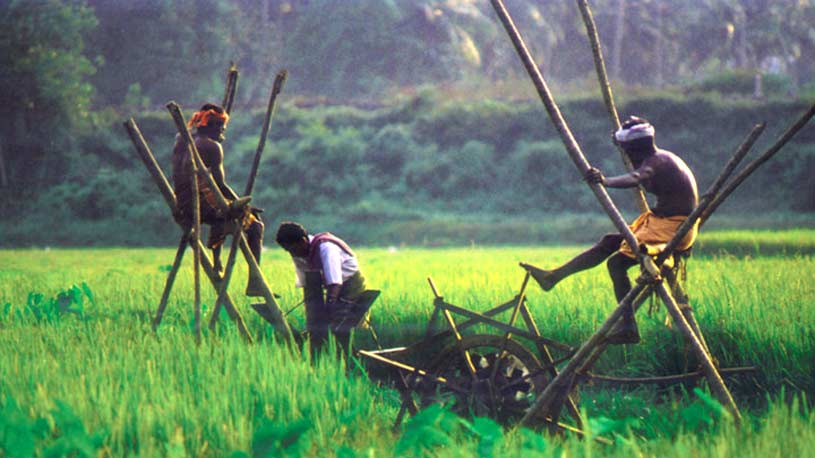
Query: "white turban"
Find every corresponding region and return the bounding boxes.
[614,122,655,143]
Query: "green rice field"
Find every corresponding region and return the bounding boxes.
[1,230,814,457]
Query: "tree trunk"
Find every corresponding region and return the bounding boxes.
[654,5,664,88]
[610,0,626,81]
[0,141,8,188]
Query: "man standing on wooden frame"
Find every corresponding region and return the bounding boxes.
[171,103,266,296]
[521,116,699,344]
[275,221,374,355]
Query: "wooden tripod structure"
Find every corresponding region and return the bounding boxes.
[123,66,293,344]
[490,0,815,428]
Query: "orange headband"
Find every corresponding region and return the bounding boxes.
[188,109,229,129]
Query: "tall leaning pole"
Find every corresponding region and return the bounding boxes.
[488,0,744,426]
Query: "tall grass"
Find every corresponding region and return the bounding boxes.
[0,239,813,456]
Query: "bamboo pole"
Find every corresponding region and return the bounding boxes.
[124,119,177,210]
[152,234,188,331]
[237,232,292,339]
[166,102,232,215]
[575,0,649,213]
[490,0,641,257]
[655,281,742,423]
[655,123,765,265]
[222,62,239,114]
[195,238,253,342]
[210,70,288,330]
[189,116,203,344]
[245,70,286,195]
[700,103,815,226]
[123,117,253,342]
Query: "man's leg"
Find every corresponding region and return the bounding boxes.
[605,252,640,344]
[244,217,266,296]
[330,271,368,357]
[303,272,328,355]
[520,234,624,291]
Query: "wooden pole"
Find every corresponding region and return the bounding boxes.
[519,281,649,426]
[152,234,188,331]
[490,0,641,257]
[189,119,203,344]
[166,102,232,215]
[655,123,765,265]
[123,117,253,342]
[700,103,815,226]
[210,70,288,333]
[222,62,239,114]
[237,232,292,339]
[575,0,649,213]
[124,119,177,211]
[195,238,253,342]
[245,70,286,196]
[655,281,742,423]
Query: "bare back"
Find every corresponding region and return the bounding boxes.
[637,149,698,217]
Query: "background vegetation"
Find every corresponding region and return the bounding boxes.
[1,0,813,247]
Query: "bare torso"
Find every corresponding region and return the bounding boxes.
[635,149,698,217]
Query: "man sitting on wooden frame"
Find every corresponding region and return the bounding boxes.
[521,116,699,344]
[171,103,266,296]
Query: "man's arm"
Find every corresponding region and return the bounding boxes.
[320,244,345,304]
[199,139,239,200]
[586,165,655,189]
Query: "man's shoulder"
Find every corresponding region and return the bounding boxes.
[652,149,684,165]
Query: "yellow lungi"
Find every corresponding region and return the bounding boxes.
[619,211,698,259]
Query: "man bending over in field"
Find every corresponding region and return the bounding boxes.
[276,221,374,354]
[521,116,699,344]
[171,103,266,296]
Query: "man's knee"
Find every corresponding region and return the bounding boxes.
[597,233,624,253]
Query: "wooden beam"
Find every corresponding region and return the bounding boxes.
[701,103,815,226]
[490,0,641,257]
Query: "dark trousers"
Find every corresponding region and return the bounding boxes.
[303,271,367,355]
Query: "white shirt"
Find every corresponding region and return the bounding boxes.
[292,235,359,287]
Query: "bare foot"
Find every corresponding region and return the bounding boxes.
[519,262,558,291]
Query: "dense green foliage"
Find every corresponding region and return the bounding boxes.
[2,1,814,247]
[0,239,814,456]
[2,92,813,247]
